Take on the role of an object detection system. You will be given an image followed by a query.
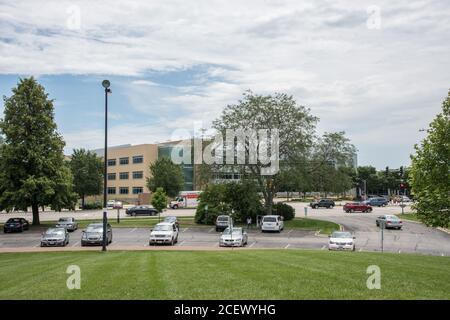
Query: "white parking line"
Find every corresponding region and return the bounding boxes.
[321,245,326,250]
[284,244,290,249]
[178,240,185,246]
[208,227,215,233]
[71,241,80,247]
[249,241,256,248]
[182,228,189,233]
[288,229,293,234]
[129,228,137,233]
[359,248,362,252]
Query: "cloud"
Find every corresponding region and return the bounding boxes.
[1,0,449,168]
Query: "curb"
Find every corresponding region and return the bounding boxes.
[437,227,450,235]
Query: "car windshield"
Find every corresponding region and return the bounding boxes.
[45,229,64,235]
[86,225,103,232]
[263,217,276,222]
[164,217,176,222]
[7,218,21,223]
[153,225,172,231]
[332,232,352,238]
[217,216,229,221]
[223,227,242,235]
[58,218,71,222]
[387,215,399,220]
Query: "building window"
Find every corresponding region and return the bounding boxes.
[107,187,116,195]
[132,187,144,194]
[119,187,129,195]
[107,173,116,180]
[133,155,143,164]
[133,171,143,179]
[107,159,116,166]
[119,172,129,180]
[119,157,129,165]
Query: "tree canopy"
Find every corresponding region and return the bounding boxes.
[0,77,77,224]
[147,157,185,198]
[409,91,450,227]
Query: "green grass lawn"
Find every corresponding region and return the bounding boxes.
[1,217,339,234]
[397,213,421,223]
[0,250,449,299]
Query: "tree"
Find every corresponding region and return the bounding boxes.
[213,91,318,214]
[409,91,450,227]
[151,187,168,214]
[147,157,184,197]
[0,77,77,224]
[69,149,103,208]
[195,184,230,224]
[224,181,264,223]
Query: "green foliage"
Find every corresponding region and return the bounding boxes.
[195,184,229,224]
[147,157,184,197]
[409,91,450,228]
[0,78,77,224]
[69,148,103,207]
[151,187,168,213]
[82,202,103,210]
[195,182,264,224]
[272,202,295,221]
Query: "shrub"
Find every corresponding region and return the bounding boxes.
[82,202,103,210]
[273,202,295,221]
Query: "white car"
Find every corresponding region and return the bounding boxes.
[261,215,284,232]
[219,227,248,247]
[328,231,356,251]
[149,222,179,246]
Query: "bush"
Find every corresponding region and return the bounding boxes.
[82,202,103,210]
[273,202,295,221]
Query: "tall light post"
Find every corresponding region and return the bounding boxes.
[102,80,111,252]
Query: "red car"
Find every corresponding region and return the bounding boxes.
[343,202,373,213]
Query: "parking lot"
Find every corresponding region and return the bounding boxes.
[1,202,450,256]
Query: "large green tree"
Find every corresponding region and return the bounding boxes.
[69,148,103,208]
[409,91,450,227]
[213,91,318,214]
[147,157,184,197]
[0,78,77,224]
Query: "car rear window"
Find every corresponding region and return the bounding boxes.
[217,216,229,221]
[7,218,21,223]
[263,217,276,222]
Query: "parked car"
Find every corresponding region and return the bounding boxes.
[112,201,123,209]
[40,228,69,247]
[261,215,284,232]
[328,231,355,251]
[310,199,335,209]
[55,217,78,231]
[364,197,388,207]
[400,196,412,203]
[215,215,231,232]
[107,200,116,209]
[3,218,30,233]
[343,202,373,213]
[163,216,179,230]
[81,223,113,246]
[126,205,158,216]
[376,215,403,229]
[149,222,179,245]
[219,227,248,247]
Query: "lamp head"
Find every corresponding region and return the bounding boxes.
[102,80,111,89]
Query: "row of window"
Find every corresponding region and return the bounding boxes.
[107,171,143,180]
[107,187,144,195]
[107,155,143,166]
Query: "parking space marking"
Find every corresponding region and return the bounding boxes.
[208,227,215,233]
[321,245,326,250]
[182,228,189,233]
[71,241,80,247]
[129,228,137,233]
[178,240,186,246]
[288,229,293,234]
[284,244,290,249]
[249,241,256,248]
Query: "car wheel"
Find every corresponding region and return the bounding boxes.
[173,205,178,209]
[349,209,354,213]
[368,208,373,213]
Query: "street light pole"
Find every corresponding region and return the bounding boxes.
[102,80,111,252]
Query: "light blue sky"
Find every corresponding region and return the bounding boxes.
[1,0,449,169]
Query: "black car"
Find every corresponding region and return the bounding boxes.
[126,206,158,216]
[310,199,335,209]
[3,218,30,233]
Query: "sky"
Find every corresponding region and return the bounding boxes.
[0,0,449,169]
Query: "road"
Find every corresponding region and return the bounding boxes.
[1,202,450,256]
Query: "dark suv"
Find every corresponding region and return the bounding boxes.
[310,199,335,209]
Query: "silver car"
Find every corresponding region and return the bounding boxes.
[81,223,113,246]
[219,227,248,247]
[215,215,231,232]
[56,217,78,231]
[376,215,403,230]
[41,228,69,247]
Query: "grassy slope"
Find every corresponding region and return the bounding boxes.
[0,250,449,300]
[0,217,339,233]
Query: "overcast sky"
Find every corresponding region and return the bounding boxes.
[0,0,449,169]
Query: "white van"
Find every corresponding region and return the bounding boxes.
[169,191,202,209]
[261,215,284,233]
